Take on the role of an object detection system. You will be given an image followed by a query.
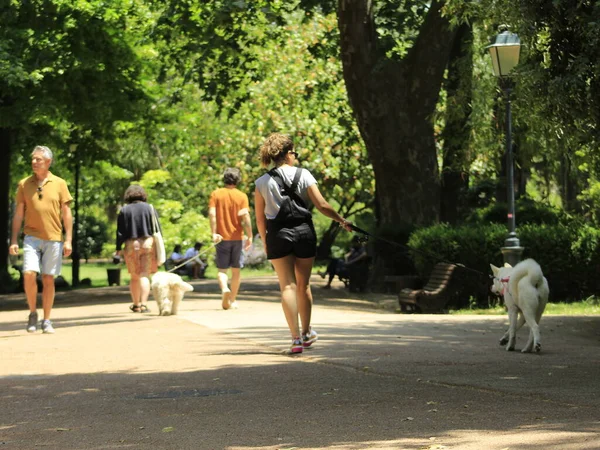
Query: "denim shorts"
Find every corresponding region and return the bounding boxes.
[22,235,63,275]
[215,240,243,269]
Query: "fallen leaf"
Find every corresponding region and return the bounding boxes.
[162,427,174,433]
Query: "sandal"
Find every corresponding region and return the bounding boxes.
[130,304,141,313]
[140,305,150,313]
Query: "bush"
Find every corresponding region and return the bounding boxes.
[407,221,600,307]
[466,198,563,226]
[77,215,109,261]
[408,223,505,309]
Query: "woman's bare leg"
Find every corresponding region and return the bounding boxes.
[139,274,150,307]
[129,274,141,306]
[271,255,300,338]
[295,257,315,335]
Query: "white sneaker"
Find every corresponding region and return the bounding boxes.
[302,328,318,348]
[41,320,55,334]
[229,301,239,309]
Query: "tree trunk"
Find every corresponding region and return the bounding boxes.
[440,23,473,224]
[0,128,11,279]
[72,151,80,287]
[338,0,457,230]
[559,151,581,213]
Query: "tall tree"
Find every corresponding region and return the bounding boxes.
[337,0,458,229]
[440,23,473,224]
[0,0,149,280]
[150,2,375,255]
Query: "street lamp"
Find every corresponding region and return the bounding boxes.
[487,30,524,266]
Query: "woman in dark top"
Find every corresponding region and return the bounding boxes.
[116,185,161,313]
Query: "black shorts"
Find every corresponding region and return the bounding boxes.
[215,240,243,269]
[266,220,317,260]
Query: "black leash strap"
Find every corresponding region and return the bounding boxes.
[347,223,488,278]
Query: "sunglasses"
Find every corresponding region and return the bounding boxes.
[288,151,299,158]
[37,186,43,200]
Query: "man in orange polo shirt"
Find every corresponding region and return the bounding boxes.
[9,146,73,334]
[209,168,253,310]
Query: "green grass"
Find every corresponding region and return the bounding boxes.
[450,297,600,315]
[57,262,276,288]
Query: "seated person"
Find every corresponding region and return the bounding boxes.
[319,235,368,289]
[166,244,188,275]
[184,242,208,279]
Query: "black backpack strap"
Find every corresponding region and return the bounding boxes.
[289,168,303,193]
[267,168,307,208]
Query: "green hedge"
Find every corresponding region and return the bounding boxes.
[407,222,600,307]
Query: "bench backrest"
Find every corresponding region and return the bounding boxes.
[423,263,456,292]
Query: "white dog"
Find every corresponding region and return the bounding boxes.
[151,272,194,316]
[490,258,549,353]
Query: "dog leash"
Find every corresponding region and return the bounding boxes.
[166,242,218,274]
[347,223,489,278]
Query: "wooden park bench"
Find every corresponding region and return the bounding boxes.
[397,262,458,313]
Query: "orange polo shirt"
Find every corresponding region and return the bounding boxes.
[16,172,73,242]
[208,187,249,241]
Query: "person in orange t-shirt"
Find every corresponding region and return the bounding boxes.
[10,146,73,334]
[209,168,253,310]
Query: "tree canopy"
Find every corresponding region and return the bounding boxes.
[3,0,600,283]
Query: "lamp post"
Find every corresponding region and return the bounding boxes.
[488,30,524,267]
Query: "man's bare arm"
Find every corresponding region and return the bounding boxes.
[9,203,25,255]
[62,202,73,257]
[240,212,253,251]
[209,206,222,243]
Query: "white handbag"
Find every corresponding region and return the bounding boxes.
[151,205,166,265]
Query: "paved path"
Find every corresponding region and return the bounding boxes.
[1,276,599,449]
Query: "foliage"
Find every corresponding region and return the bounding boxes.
[138,7,374,257]
[1,0,152,276]
[5,0,600,290]
[137,170,213,255]
[476,0,600,217]
[466,198,564,226]
[76,215,109,261]
[408,221,600,305]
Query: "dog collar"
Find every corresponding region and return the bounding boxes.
[499,277,510,296]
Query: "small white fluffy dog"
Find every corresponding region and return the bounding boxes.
[151,272,194,316]
[490,258,549,353]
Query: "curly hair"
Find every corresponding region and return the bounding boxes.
[259,133,294,168]
[123,184,147,203]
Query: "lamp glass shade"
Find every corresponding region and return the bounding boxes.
[487,32,521,77]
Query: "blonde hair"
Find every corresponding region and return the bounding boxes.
[259,133,294,168]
